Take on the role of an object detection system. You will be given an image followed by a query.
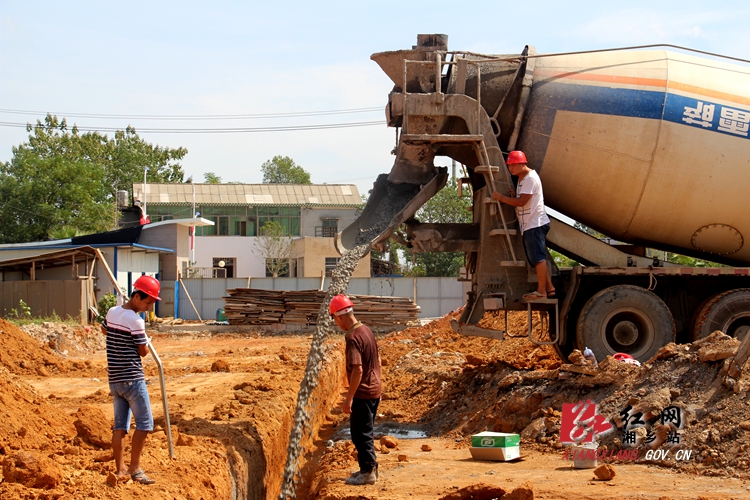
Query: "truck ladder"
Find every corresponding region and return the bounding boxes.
[400,133,524,268]
[472,138,525,267]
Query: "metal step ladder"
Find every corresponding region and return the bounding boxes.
[521,296,559,345]
[401,133,525,268]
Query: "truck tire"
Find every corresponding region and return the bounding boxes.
[692,288,750,341]
[576,285,675,363]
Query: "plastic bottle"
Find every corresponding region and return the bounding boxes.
[583,347,598,368]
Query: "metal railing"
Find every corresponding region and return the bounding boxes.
[186,267,227,279]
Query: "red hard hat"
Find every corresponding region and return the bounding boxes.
[133,275,161,301]
[506,150,528,165]
[613,352,634,361]
[329,294,353,316]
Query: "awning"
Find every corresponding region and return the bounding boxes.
[0,246,99,273]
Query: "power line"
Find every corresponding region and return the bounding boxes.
[0,107,383,120]
[0,120,385,134]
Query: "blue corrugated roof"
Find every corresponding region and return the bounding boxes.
[0,243,173,253]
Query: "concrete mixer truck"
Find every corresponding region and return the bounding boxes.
[337,34,750,363]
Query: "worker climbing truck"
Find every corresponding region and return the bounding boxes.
[337,34,750,363]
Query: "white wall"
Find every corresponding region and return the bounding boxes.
[98,247,160,299]
[194,236,266,278]
[178,276,467,320]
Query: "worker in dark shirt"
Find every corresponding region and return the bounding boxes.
[329,294,382,486]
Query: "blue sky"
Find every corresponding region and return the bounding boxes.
[2,1,749,196]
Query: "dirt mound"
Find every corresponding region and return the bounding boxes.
[0,368,77,456]
[377,311,561,424]
[22,321,105,355]
[378,315,750,479]
[0,319,70,375]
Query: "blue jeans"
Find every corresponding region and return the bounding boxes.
[523,223,550,266]
[110,380,153,432]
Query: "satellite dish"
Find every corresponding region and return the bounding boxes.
[218,260,226,268]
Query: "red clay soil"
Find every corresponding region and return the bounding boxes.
[3,311,750,499]
[0,318,344,500]
[311,311,750,500]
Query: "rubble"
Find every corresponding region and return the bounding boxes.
[694,331,741,362]
[437,483,507,500]
[2,451,64,489]
[72,405,111,448]
[380,435,399,449]
[504,481,534,500]
[593,463,616,480]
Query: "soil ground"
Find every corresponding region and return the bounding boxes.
[1,312,750,499]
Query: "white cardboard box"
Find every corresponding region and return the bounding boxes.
[469,445,521,461]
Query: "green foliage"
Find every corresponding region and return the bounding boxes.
[0,149,114,242]
[0,114,187,243]
[402,262,427,277]
[9,299,32,320]
[254,220,294,277]
[575,223,724,267]
[406,252,463,277]
[186,261,202,278]
[97,293,118,322]
[663,252,725,267]
[261,156,311,184]
[48,225,86,240]
[204,172,222,184]
[404,179,472,277]
[417,179,473,225]
[551,249,578,267]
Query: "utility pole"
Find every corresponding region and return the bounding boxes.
[143,167,148,218]
[189,177,196,265]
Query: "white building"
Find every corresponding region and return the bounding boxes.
[133,182,370,279]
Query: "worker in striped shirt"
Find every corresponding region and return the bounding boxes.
[102,275,161,485]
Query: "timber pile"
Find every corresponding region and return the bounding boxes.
[283,290,327,325]
[223,288,420,327]
[223,289,285,325]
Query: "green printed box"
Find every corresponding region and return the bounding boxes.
[471,432,520,448]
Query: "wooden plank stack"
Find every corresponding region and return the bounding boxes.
[223,288,286,325]
[223,288,421,327]
[346,294,421,327]
[283,290,327,325]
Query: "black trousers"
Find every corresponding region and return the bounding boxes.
[350,397,380,473]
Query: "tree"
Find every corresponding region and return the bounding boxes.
[261,156,311,184]
[402,179,472,277]
[253,220,295,277]
[204,172,222,184]
[0,115,187,243]
[0,151,114,242]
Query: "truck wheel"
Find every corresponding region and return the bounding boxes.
[692,288,750,341]
[576,285,675,363]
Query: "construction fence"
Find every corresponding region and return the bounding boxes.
[0,279,96,324]
[176,277,467,322]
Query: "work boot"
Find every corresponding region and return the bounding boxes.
[345,470,376,485]
[350,466,378,480]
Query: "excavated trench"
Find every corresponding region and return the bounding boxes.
[183,345,347,500]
